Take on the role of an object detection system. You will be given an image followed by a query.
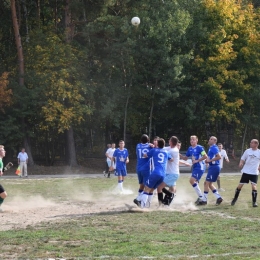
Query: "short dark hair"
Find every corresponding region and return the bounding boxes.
[169,136,179,146]
[141,134,149,144]
[153,136,160,141]
[157,138,165,148]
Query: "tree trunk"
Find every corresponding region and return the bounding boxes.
[63,0,78,167]
[66,127,78,167]
[123,81,131,142]
[148,91,155,139]
[11,0,24,86]
[11,0,35,165]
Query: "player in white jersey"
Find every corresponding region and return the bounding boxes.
[105,143,116,178]
[231,139,260,207]
[157,136,179,206]
[217,143,229,191]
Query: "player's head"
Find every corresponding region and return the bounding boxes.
[250,139,259,149]
[177,141,181,150]
[190,135,198,146]
[107,143,111,148]
[218,143,223,150]
[169,136,178,147]
[153,136,160,147]
[111,143,116,148]
[0,145,6,158]
[141,134,149,144]
[21,148,25,152]
[208,136,217,146]
[119,140,125,149]
[157,138,165,149]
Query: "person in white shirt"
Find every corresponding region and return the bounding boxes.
[217,143,229,191]
[157,136,179,206]
[17,148,29,177]
[231,139,260,207]
[105,143,116,178]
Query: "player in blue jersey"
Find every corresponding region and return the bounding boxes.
[136,138,173,208]
[134,134,153,204]
[197,136,223,206]
[112,140,129,192]
[180,135,208,203]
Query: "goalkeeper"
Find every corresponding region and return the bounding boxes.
[0,145,8,212]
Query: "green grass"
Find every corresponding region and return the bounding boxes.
[0,174,260,259]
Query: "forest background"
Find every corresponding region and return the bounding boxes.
[1,0,260,167]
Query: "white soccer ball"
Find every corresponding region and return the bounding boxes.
[131,17,140,26]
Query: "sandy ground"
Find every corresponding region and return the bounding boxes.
[0,174,204,231]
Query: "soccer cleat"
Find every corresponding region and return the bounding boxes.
[133,199,141,207]
[253,202,258,207]
[218,188,225,192]
[231,198,237,206]
[216,197,223,205]
[195,197,203,205]
[196,200,207,206]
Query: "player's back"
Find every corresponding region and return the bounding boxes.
[136,143,151,170]
[149,148,169,175]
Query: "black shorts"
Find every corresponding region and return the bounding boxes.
[0,184,5,193]
[240,173,258,185]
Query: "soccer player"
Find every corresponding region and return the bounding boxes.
[136,138,172,208]
[134,134,153,204]
[0,145,7,212]
[231,139,260,207]
[112,140,129,192]
[157,136,179,206]
[217,143,229,191]
[180,135,207,203]
[105,143,116,178]
[197,136,223,206]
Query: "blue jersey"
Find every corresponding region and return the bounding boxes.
[113,148,129,171]
[136,143,152,172]
[208,144,220,166]
[186,145,206,170]
[147,148,171,175]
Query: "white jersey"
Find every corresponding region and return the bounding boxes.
[219,149,228,168]
[106,148,116,160]
[164,146,179,174]
[241,148,260,175]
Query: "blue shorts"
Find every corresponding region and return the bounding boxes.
[115,169,127,177]
[145,172,164,189]
[206,165,221,182]
[164,173,179,187]
[191,168,204,181]
[137,170,150,185]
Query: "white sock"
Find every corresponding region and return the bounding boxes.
[193,183,203,197]
[141,192,149,208]
[212,189,221,199]
[203,192,208,201]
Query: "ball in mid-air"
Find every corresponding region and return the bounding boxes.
[131,17,140,26]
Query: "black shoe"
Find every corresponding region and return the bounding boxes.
[231,198,237,206]
[133,199,141,207]
[195,197,202,205]
[197,200,207,206]
[216,197,223,206]
[253,202,258,207]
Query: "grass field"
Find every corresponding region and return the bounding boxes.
[0,173,259,259]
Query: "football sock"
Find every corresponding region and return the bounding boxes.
[141,192,149,208]
[162,188,172,197]
[203,191,208,201]
[234,188,241,200]
[147,193,153,203]
[158,192,164,204]
[217,179,221,189]
[0,197,4,206]
[252,190,257,203]
[118,180,123,190]
[212,189,221,199]
[192,183,203,197]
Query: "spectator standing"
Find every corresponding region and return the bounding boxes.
[17,148,29,177]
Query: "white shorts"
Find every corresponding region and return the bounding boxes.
[106,159,116,169]
[163,173,179,187]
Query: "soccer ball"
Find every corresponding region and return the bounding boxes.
[131,17,140,26]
